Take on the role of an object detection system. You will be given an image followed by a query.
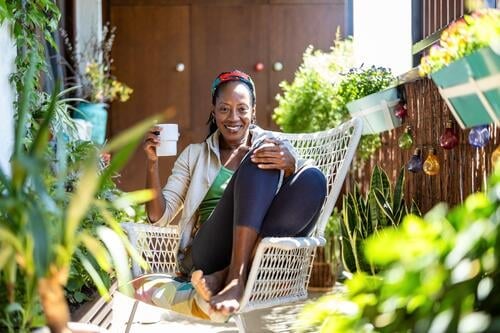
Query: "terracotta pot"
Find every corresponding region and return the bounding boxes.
[308,247,336,291]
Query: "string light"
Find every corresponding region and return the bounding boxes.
[407,147,423,173]
[423,147,440,176]
[468,125,490,148]
[398,125,414,149]
[439,120,459,150]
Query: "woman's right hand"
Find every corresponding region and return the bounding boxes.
[144,126,162,163]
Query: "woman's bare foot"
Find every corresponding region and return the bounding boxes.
[209,277,245,316]
[191,268,228,302]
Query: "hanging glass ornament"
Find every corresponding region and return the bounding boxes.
[423,148,440,176]
[398,126,413,149]
[439,120,459,150]
[492,145,500,169]
[407,147,423,173]
[468,125,490,148]
[394,101,408,119]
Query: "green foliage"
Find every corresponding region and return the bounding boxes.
[322,210,342,277]
[0,0,61,107]
[297,167,500,333]
[336,66,395,161]
[340,166,411,274]
[272,32,396,162]
[0,56,155,331]
[272,32,355,133]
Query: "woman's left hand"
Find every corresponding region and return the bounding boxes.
[251,138,295,177]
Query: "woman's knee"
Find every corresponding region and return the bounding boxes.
[293,167,327,196]
[236,153,280,181]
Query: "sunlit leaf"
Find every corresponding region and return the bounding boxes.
[80,232,112,272]
[75,250,110,301]
[97,226,133,296]
[65,155,99,243]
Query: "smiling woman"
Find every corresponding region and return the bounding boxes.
[133,70,328,320]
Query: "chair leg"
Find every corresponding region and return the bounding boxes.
[234,313,247,333]
[124,300,139,333]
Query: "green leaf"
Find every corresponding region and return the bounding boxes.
[98,115,160,191]
[94,201,148,270]
[113,189,156,209]
[0,226,23,252]
[14,52,37,158]
[65,154,100,244]
[97,226,133,296]
[30,84,58,158]
[0,246,14,271]
[392,167,405,212]
[373,188,395,225]
[75,250,110,301]
[27,203,50,278]
[79,232,112,272]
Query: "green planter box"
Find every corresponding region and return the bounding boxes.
[346,87,401,134]
[430,46,500,129]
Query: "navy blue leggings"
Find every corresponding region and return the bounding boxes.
[191,155,327,274]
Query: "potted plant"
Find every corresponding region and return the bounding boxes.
[0,60,153,333]
[273,31,382,163]
[419,8,500,129]
[63,23,133,144]
[308,212,341,291]
[341,66,401,135]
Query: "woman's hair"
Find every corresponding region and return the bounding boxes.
[206,70,256,137]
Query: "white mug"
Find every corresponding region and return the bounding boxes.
[156,123,179,156]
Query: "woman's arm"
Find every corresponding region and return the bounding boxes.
[250,138,296,177]
[144,126,167,222]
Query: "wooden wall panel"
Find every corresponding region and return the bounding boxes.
[110,5,190,191]
[269,3,345,130]
[190,4,270,135]
[348,78,500,213]
[108,1,345,191]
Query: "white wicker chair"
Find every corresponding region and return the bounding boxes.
[120,117,362,331]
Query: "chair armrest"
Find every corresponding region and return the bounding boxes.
[121,222,180,277]
[258,236,326,250]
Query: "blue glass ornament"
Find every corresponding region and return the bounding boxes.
[468,125,490,148]
[407,148,423,173]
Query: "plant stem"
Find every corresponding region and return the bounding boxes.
[38,271,71,333]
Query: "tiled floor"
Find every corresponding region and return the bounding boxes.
[111,287,341,333]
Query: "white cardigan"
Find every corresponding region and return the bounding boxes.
[153,126,303,251]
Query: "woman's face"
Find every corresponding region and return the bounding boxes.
[213,81,255,145]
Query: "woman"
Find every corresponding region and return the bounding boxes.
[141,70,327,317]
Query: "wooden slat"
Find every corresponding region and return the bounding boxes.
[345,78,500,213]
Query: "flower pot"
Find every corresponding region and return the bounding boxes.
[73,103,108,144]
[308,247,336,291]
[430,46,500,129]
[346,87,401,134]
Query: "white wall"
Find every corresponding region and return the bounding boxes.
[74,0,102,73]
[353,0,413,76]
[0,22,16,176]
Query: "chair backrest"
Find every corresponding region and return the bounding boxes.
[276,117,363,238]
